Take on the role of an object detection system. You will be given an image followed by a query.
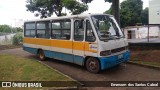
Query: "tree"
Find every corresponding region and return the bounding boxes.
[105,0,143,27]
[120,0,143,28]
[12,32,23,45]
[26,0,64,17]
[0,25,12,33]
[141,7,148,25]
[12,27,23,33]
[81,0,120,25]
[104,5,112,14]
[26,0,88,18]
[63,0,88,15]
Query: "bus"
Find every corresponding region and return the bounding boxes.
[23,14,130,73]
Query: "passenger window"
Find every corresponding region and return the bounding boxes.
[86,20,96,42]
[74,20,84,41]
[36,21,51,39]
[52,19,71,40]
[24,23,36,37]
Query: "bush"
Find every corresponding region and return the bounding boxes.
[12,32,23,45]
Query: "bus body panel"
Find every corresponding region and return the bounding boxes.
[99,50,130,70]
[97,38,130,70]
[72,41,85,65]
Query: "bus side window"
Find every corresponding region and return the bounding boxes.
[74,20,84,41]
[52,19,71,40]
[36,21,51,39]
[86,20,96,42]
[24,22,36,37]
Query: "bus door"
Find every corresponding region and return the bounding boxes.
[84,19,98,57]
[73,19,85,65]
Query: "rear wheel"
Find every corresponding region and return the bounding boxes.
[86,57,100,73]
[38,50,45,61]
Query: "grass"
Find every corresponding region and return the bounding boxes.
[130,50,160,68]
[0,54,78,90]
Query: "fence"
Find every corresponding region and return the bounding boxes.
[0,33,16,45]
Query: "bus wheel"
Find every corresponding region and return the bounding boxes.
[38,50,45,61]
[86,57,100,73]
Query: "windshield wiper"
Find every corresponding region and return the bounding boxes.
[109,35,120,39]
[117,35,125,38]
[100,34,124,42]
[111,35,125,39]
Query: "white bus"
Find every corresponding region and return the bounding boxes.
[23,14,130,73]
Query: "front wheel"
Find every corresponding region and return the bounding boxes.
[38,50,46,61]
[86,57,100,73]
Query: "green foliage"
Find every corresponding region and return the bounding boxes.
[12,32,23,45]
[0,25,23,33]
[0,25,23,45]
[26,0,88,18]
[63,0,88,15]
[141,7,149,25]
[0,25,12,33]
[0,54,73,81]
[105,0,148,28]
[26,0,63,18]
[104,5,112,14]
[12,27,23,33]
[99,21,111,31]
[120,0,143,28]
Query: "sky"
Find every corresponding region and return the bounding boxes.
[0,0,149,27]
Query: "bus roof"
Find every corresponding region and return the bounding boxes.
[24,13,113,23]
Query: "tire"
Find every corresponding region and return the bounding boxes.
[86,57,100,73]
[38,50,46,61]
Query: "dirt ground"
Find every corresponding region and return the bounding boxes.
[0,45,21,51]
[130,50,160,62]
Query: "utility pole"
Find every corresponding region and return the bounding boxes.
[13,19,17,33]
[10,23,13,33]
[112,0,120,26]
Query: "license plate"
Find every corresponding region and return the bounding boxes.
[118,54,123,59]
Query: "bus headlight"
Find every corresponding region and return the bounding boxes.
[100,50,111,56]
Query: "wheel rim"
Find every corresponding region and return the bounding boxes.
[39,51,44,59]
[89,60,98,70]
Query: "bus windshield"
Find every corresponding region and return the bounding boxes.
[91,15,124,41]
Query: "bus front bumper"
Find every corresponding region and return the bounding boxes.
[98,51,130,70]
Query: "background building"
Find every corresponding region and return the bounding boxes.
[149,0,160,24]
[123,26,160,39]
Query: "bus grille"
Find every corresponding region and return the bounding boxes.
[111,47,126,54]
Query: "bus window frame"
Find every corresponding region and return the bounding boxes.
[36,21,51,39]
[24,22,36,38]
[85,19,96,42]
[74,19,84,41]
[51,19,71,40]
